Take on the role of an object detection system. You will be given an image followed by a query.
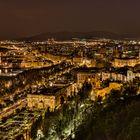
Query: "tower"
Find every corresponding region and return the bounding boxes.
[78,49,83,57]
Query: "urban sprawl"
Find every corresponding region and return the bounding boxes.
[0,38,140,140]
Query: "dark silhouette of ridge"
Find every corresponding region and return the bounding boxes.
[1,31,140,41]
[20,31,140,41]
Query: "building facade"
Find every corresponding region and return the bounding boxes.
[112,58,140,67]
[27,84,78,111]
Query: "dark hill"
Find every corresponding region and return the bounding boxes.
[20,31,140,41]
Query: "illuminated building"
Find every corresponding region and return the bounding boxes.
[77,72,101,89]
[96,83,122,98]
[27,85,77,111]
[101,70,140,82]
[112,58,140,67]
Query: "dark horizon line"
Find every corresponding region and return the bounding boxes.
[1,30,140,41]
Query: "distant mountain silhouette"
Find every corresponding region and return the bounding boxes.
[21,31,140,41]
[2,31,140,41]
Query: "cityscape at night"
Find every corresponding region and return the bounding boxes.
[0,1,140,140]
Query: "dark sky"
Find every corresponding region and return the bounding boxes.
[0,0,140,39]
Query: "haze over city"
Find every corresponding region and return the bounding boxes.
[0,0,140,39]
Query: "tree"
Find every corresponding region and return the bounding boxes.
[118,117,140,140]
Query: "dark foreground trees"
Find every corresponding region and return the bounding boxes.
[75,84,140,140]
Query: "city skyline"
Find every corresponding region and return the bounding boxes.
[0,1,140,139]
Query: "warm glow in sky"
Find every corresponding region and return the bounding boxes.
[0,0,140,39]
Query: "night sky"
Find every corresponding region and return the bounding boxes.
[0,0,140,39]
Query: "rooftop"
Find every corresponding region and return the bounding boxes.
[114,57,139,60]
[73,67,103,74]
[32,86,65,96]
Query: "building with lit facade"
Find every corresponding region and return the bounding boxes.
[27,84,78,111]
[96,82,123,98]
[112,58,140,67]
[77,72,101,89]
[77,68,140,87]
[101,70,140,82]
